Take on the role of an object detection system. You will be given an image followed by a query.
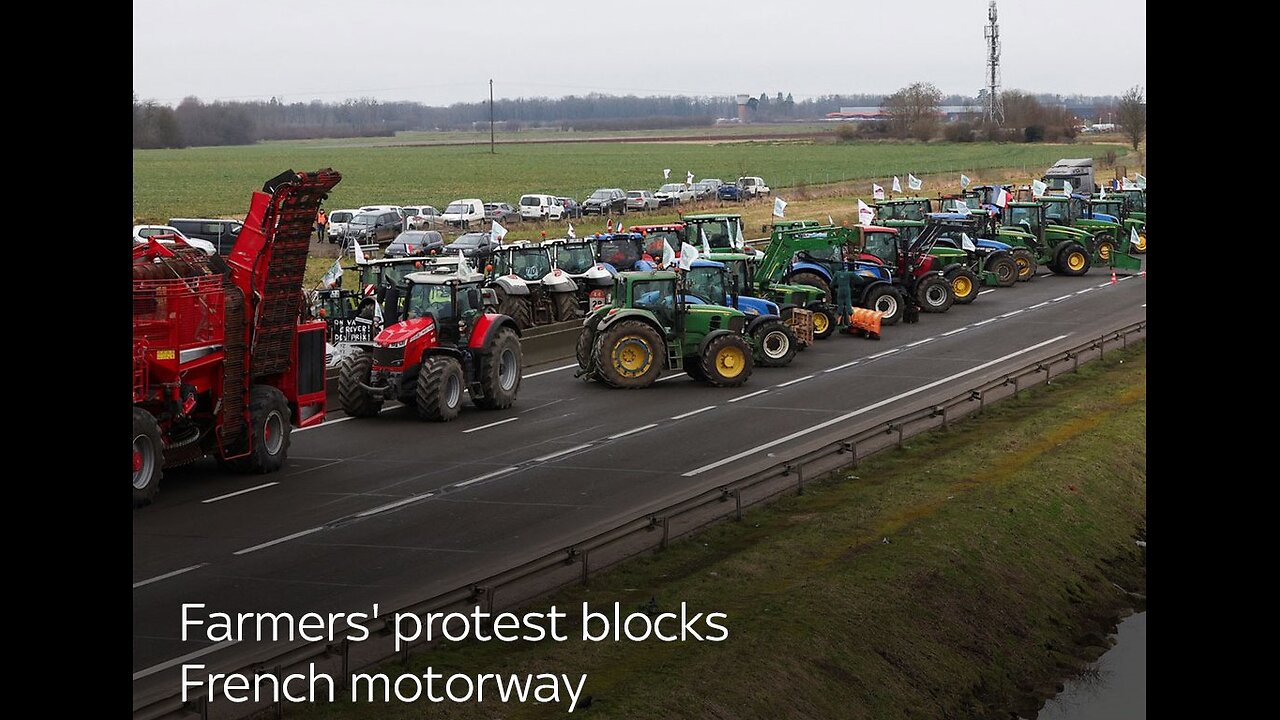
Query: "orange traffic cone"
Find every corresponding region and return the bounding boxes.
[1110,269,1117,284]
[1140,269,1146,277]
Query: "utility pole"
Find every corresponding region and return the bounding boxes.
[489,79,495,154]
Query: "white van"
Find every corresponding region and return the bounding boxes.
[519,193,564,221]
[441,198,486,229]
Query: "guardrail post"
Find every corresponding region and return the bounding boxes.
[341,639,350,691]
[197,695,208,720]
[970,389,984,414]
[1072,351,1079,373]
[796,463,805,495]
[1038,363,1051,386]
[733,489,742,521]
[1122,331,1128,349]
[581,550,590,585]
[941,405,949,430]
[1098,334,1106,358]
[897,424,905,449]
[274,665,284,719]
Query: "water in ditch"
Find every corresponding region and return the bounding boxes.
[1030,611,1146,720]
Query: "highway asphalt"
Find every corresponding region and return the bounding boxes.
[133,265,1147,699]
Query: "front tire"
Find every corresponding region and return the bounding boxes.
[699,333,752,387]
[133,408,163,507]
[916,275,955,313]
[863,285,904,325]
[229,385,291,473]
[752,320,797,368]
[1011,248,1037,281]
[595,320,664,389]
[338,351,383,417]
[810,306,836,339]
[497,289,533,330]
[947,267,981,304]
[1095,239,1115,264]
[1056,243,1091,277]
[474,328,522,410]
[987,255,1018,287]
[416,355,464,421]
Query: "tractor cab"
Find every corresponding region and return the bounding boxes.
[357,257,437,301]
[593,233,654,273]
[682,213,745,252]
[630,223,685,260]
[490,245,553,282]
[874,198,933,221]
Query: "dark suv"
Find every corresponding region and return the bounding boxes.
[347,210,404,245]
[168,218,244,255]
[582,188,627,215]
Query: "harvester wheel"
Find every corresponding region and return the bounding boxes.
[1056,243,1091,277]
[595,320,663,388]
[810,306,836,339]
[496,288,533,330]
[553,291,581,321]
[786,271,831,301]
[416,355,464,421]
[916,275,955,313]
[863,285,904,325]
[699,333,753,387]
[133,408,163,507]
[987,255,1018,287]
[474,328,522,410]
[947,267,981,305]
[1011,249,1037,282]
[752,320,797,368]
[229,385,291,474]
[338,351,383,417]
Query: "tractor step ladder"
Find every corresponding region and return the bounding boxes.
[667,336,684,369]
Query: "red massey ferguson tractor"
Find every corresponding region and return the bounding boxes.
[132,169,340,507]
[337,257,523,421]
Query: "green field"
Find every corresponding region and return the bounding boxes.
[267,123,836,148]
[132,141,1120,223]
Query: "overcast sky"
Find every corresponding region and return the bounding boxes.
[133,0,1145,106]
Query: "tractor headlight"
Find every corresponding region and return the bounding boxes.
[384,339,408,349]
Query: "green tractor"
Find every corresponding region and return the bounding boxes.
[1039,194,1142,270]
[874,197,934,221]
[682,213,748,253]
[698,247,837,340]
[1096,189,1147,253]
[1086,195,1147,256]
[999,202,1096,276]
[575,269,754,389]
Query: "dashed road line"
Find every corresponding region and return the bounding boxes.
[133,563,208,589]
[672,405,716,420]
[608,423,658,439]
[729,388,772,401]
[776,375,814,388]
[462,417,518,433]
[202,482,279,504]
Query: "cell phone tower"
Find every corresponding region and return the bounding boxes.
[984,0,1004,125]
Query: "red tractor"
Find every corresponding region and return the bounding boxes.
[132,169,340,507]
[337,257,523,421]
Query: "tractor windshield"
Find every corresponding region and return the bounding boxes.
[554,244,596,274]
[691,220,733,249]
[862,232,898,265]
[644,230,681,258]
[404,283,456,321]
[1068,197,1085,219]
[1043,200,1068,224]
[597,238,639,269]
[498,250,551,281]
[684,267,728,306]
[1006,205,1041,233]
[894,225,923,243]
[724,259,751,293]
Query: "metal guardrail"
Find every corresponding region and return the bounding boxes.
[134,321,1146,720]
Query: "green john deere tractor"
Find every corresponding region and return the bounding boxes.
[575,269,753,389]
[999,202,1096,276]
[698,247,837,341]
[1039,194,1142,270]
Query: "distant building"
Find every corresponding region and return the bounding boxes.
[825,106,977,121]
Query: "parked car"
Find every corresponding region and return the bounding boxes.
[737,176,771,197]
[348,209,404,245]
[582,188,628,215]
[327,209,361,243]
[518,194,564,222]
[133,225,217,256]
[557,196,583,218]
[441,198,487,229]
[655,183,695,206]
[486,202,522,223]
[385,230,445,257]
[402,206,440,230]
[626,190,660,211]
[447,230,499,258]
[717,183,744,202]
[690,181,717,200]
[167,217,245,255]
[701,178,725,192]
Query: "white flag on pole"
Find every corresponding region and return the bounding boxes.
[857,199,874,226]
[663,168,671,179]
[491,220,507,243]
[961,233,976,252]
[700,226,711,254]
[873,183,885,200]
[908,173,923,191]
[773,196,787,217]
[1121,177,1137,190]
[1134,173,1146,188]
[1063,180,1073,197]
[321,259,343,288]
[1130,226,1141,246]
[567,222,576,239]
[686,171,694,185]
[661,239,676,268]
[1099,186,1106,199]
[1030,179,1048,198]
[373,297,384,324]
[828,215,835,226]
[734,219,745,250]
[456,249,473,276]
[678,242,699,271]
[960,173,971,188]
[892,176,902,193]
[352,237,368,264]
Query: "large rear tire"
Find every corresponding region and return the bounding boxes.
[786,271,831,302]
[552,291,580,322]
[474,327,522,410]
[594,320,664,389]
[1056,243,1091,277]
[133,408,163,507]
[416,355,464,421]
[1011,248,1037,282]
[338,351,383,417]
[229,385,291,474]
[916,275,955,313]
[699,333,752,387]
[497,290,533,330]
[987,255,1018,287]
[947,267,981,305]
[751,320,797,368]
[863,285,904,325]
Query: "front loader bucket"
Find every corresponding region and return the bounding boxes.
[1109,251,1143,272]
[979,270,1001,286]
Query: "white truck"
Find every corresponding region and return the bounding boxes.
[737,176,771,197]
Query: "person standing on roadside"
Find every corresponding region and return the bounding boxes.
[316,208,328,243]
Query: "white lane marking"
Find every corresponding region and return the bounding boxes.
[1028,302,1050,310]
[656,372,688,383]
[979,289,997,295]
[532,443,593,462]
[999,309,1024,318]
[904,337,934,348]
[941,327,967,337]
[454,468,519,488]
[1052,295,1072,302]
[133,563,208,589]
[1076,288,1093,295]
[133,639,240,681]
[824,360,861,373]
[729,388,772,401]
[1118,275,1134,282]
[776,374,814,388]
[1141,303,1146,308]
[201,482,278,504]
[672,405,716,420]
[972,318,997,326]
[1097,281,1113,288]
[233,527,324,556]
[294,416,355,433]
[867,348,900,360]
[353,492,437,517]
[524,363,578,379]
[608,423,658,439]
[683,334,1071,477]
[462,417,518,433]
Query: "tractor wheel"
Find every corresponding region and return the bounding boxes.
[415,355,465,421]
[947,267,981,305]
[1134,231,1147,254]
[338,351,383,417]
[552,291,580,322]
[787,271,831,301]
[916,275,955,313]
[699,333,753,387]
[1056,243,1091,277]
[987,255,1018,287]
[752,320,797,368]
[683,357,706,381]
[810,306,836,339]
[1096,239,1116,263]
[863,285,904,325]
[133,408,163,507]
[594,320,664,389]
[474,327,522,410]
[497,290,533,330]
[575,327,595,372]
[229,385,291,474]
[1011,249,1037,282]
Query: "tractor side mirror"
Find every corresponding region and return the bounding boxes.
[480,287,498,309]
[466,287,482,311]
